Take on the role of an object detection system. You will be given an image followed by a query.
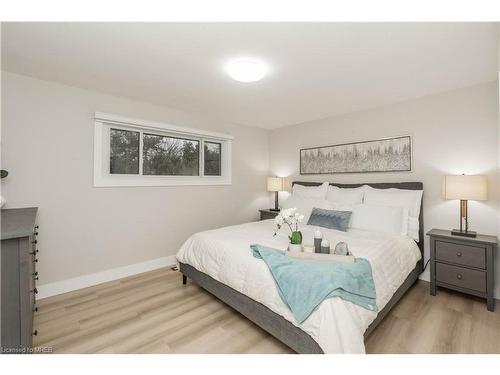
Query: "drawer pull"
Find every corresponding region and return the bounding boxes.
[456,252,462,257]
[35,225,39,230]
[30,250,39,255]
[32,272,38,276]
[32,330,38,336]
[32,240,37,244]
[456,274,463,280]
[33,307,38,312]
[32,288,38,294]
[34,259,38,263]
[34,276,39,281]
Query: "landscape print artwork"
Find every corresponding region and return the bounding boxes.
[300,136,411,174]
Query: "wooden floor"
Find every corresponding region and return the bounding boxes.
[34,267,500,354]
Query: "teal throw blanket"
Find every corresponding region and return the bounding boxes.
[250,244,377,323]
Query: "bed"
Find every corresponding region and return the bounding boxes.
[177,181,424,354]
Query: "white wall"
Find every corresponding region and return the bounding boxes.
[1,72,269,290]
[269,82,500,297]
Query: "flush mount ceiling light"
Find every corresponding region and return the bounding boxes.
[225,58,268,82]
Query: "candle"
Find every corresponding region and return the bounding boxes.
[314,229,323,254]
[320,238,330,254]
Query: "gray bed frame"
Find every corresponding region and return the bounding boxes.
[179,181,424,354]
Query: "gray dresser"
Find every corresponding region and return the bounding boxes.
[1,207,39,353]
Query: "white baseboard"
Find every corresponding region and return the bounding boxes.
[37,255,177,299]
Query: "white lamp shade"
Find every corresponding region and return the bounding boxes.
[267,177,283,192]
[444,175,487,201]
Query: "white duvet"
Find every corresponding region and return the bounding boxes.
[176,220,421,354]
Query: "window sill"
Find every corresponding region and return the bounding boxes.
[93,175,232,187]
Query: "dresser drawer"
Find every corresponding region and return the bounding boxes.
[436,262,486,293]
[435,240,485,269]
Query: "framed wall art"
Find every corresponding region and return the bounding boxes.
[300,136,412,174]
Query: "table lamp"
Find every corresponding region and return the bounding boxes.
[444,174,487,238]
[267,177,284,212]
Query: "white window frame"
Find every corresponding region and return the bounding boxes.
[93,112,233,187]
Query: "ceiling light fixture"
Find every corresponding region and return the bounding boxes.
[225,58,268,83]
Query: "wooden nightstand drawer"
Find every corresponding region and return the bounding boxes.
[435,240,485,269]
[436,262,486,293]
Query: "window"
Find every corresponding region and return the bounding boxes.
[143,134,200,176]
[94,113,232,187]
[109,128,140,174]
[204,141,221,176]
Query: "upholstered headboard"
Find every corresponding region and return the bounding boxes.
[291,181,424,258]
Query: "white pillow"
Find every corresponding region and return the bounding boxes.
[327,186,365,206]
[350,204,409,236]
[363,187,423,241]
[292,182,328,200]
[281,196,333,222]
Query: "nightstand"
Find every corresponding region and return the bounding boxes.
[259,209,280,221]
[427,229,497,311]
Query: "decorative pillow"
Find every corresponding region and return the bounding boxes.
[292,182,328,199]
[350,204,409,236]
[363,187,423,241]
[326,186,365,206]
[307,208,352,232]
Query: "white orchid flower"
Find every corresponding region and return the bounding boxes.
[272,207,305,238]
